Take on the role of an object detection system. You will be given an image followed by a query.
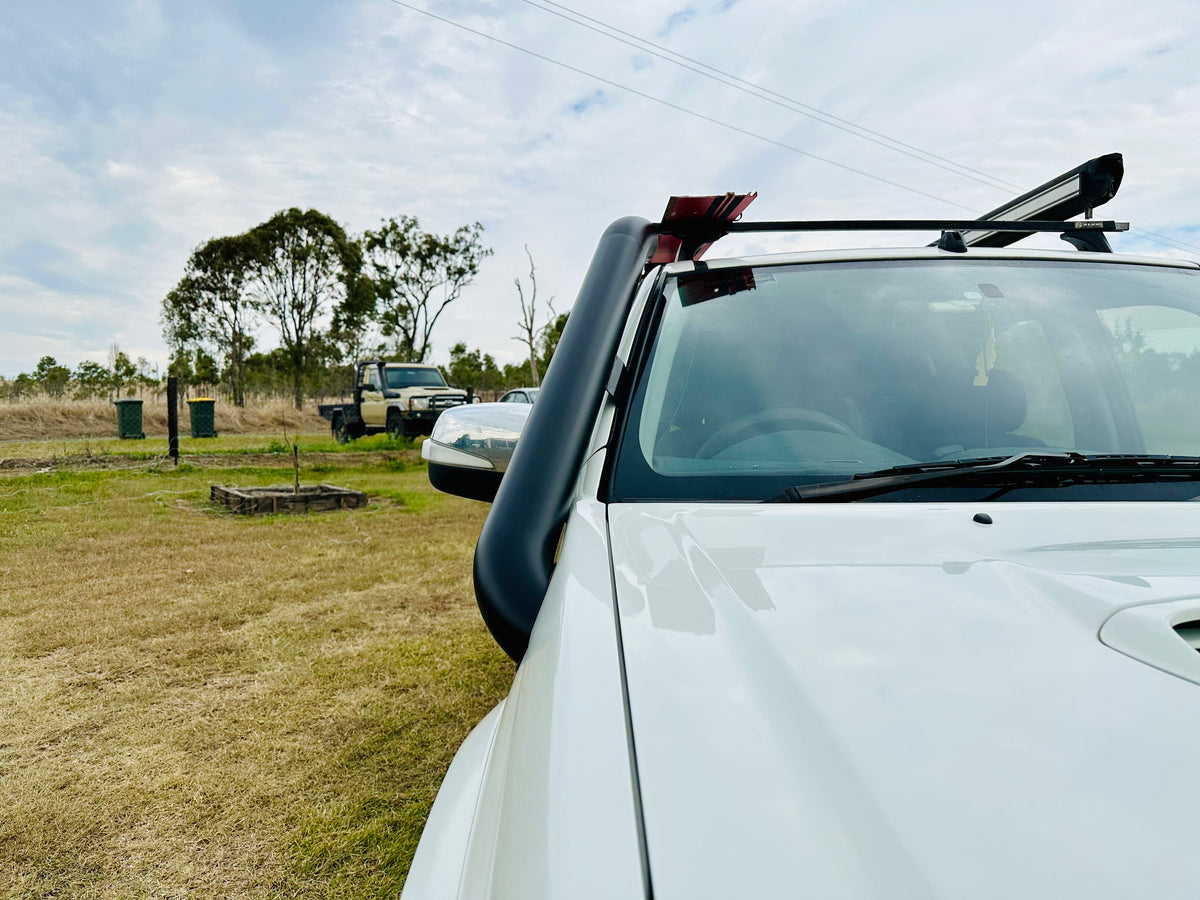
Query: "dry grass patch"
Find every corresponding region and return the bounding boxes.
[0,462,512,898]
[0,397,328,442]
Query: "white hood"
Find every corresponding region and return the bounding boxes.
[608,502,1200,900]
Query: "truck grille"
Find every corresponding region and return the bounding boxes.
[428,395,466,411]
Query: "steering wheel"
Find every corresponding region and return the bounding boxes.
[696,407,855,459]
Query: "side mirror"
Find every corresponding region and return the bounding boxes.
[422,402,532,502]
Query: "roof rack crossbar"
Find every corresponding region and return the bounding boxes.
[652,155,1125,265]
[705,219,1129,235]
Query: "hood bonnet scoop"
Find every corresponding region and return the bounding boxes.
[1101,600,1200,686]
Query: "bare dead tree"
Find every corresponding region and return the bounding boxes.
[513,245,556,387]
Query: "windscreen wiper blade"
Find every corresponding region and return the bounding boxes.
[769,452,1200,503]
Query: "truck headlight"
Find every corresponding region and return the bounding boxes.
[409,398,431,411]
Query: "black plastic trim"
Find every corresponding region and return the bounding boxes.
[473,216,658,661]
[937,230,968,253]
[428,462,502,503]
[599,264,671,504]
[1060,230,1113,253]
[605,358,627,401]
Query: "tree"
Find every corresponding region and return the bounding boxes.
[167,346,195,392]
[193,348,220,388]
[246,208,358,410]
[540,311,569,373]
[512,246,556,387]
[161,234,258,406]
[135,357,159,396]
[11,372,35,400]
[108,345,137,398]
[362,216,491,363]
[33,356,71,398]
[73,360,110,399]
[444,342,504,393]
[242,348,293,397]
[328,266,377,366]
[502,359,534,389]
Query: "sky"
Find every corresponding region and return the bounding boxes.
[3,0,1200,379]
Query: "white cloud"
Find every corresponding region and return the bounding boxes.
[2,0,1200,379]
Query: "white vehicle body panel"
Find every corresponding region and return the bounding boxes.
[401,702,505,900]
[406,197,1200,899]
[404,498,644,899]
[608,501,1200,898]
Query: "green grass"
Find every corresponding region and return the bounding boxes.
[0,431,421,462]
[0,459,511,898]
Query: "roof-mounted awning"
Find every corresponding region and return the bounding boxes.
[951,152,1124,249]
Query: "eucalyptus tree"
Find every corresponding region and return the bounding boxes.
[32,356,71,398]
[445,342,504,393]
[161,234,258,405]
[73,361,110,399]
[245,208,360,409]
[362,216,491,362]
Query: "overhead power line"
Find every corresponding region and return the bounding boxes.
[520,1,1200,255]
[520,0,1021,193]
[381,0,1200,253]
[1130,228,1200,255]
[382,0,974,212]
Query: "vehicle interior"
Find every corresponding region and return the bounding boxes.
[612,257,1200,499]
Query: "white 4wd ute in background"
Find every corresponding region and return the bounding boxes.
[318,360,467,441]
[408,153,1200,899]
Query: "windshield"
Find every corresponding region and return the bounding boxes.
[610,258,1200,501]
[384,367,447,389]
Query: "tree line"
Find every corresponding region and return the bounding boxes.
[0,349,160,402]
[2,207,566,406]
[161,207,500,409]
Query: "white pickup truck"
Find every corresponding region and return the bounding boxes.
[409,153,1200,899]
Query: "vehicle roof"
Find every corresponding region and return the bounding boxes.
[662,245,1200,274]
[380,361,440,368]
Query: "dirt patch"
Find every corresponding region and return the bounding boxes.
[0,450,421,472]
[0,457,56,470]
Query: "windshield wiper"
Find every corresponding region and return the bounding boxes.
[769,452,1200,502]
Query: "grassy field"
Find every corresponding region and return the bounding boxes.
[0,448,513,898]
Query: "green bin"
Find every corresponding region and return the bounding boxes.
[113,398,145,440]
[187,397,218,438]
